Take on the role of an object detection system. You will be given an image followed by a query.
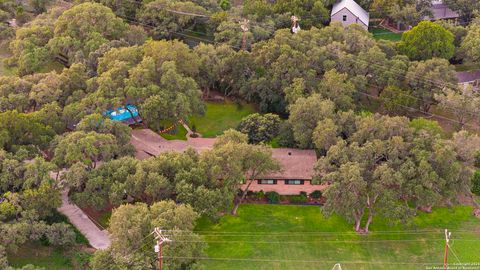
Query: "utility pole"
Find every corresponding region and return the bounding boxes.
[154,228,172,270]
[444,229,451,270]
[240,19,249,50]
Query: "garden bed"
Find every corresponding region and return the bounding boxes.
[244,190,325,205]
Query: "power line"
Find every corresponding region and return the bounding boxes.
[117,5,469,92]
[166,231,478,237]
[114,9,480,127]
[356,90,478,129]
[119,15,242,49]
[121,11,480,119]
[160,228,480,234]
[162,256,443,265]
[161,239,477,244]
[449,244,462,264]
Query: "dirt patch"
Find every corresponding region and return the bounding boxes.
[81,205,113,230]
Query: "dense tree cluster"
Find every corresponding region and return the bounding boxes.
[237,113,281,144]
[314,114,473,232]
[91,40,204,130]
[398,21,455,61]
[0,1,479,267]
[6,3,143,75]
[0,150,77,267]
[91,200,204,270]
[64,130,279,218]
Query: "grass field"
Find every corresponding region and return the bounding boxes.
[160,124,188,140]
[369,28,402,42]
[8,244,74,269]
[189,101,256,138]
[7,211,92,269]
[7,244,93,270]
[194,204,480,270]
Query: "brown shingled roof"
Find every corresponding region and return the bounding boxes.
[130,129,317,180]
[262,148,317,180]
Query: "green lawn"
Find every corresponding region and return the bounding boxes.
[189,101,256,138]
[194,204,480,270]
[8,244,74,269]
[369,28,402,42]
[160,123,188,140]
[8,244,92,270]
[7,211,92,269]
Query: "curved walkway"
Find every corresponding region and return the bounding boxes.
[57,188,111,249]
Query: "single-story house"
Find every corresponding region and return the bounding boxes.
[456,70,480,90]
[104,104,142,125]
[247,148,322,195]
[130,129,323,195]
[424,0,459,22]
[331,0,369,30]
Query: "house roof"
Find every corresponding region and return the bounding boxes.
[425,1,459,20]
[331,0,369,26]
[130,129,317,180]
[456,70,480,83]
[261,148,317,180]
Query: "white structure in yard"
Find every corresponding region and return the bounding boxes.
[331,0,369,30]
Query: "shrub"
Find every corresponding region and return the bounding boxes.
[266,191,280,204]
[472,170,480,196]
[255,190,265,200]
[398,21,455,60]
[237,113,281,144]
[310,190,322,199]
[289,194,308,204]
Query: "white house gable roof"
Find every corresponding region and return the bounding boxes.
[331,0,369,26]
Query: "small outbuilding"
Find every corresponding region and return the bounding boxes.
[424,0,459,22]
[331,0,369,30]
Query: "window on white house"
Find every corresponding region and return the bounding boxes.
[343,15,347,21]
[285,180,304,185]
[258,179,277,185]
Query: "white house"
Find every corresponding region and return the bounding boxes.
[331,0,369,30]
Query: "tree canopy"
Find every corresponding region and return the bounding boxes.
[315,114,472,232]
[91,200,205,270]
[399,21,455,61]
